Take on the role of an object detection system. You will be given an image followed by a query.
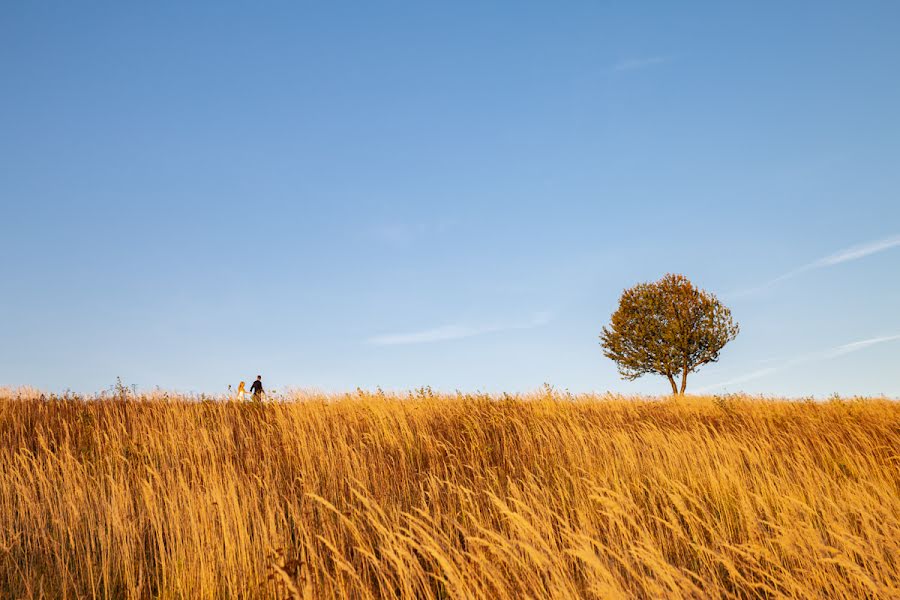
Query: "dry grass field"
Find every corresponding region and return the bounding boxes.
[0,387,897,599]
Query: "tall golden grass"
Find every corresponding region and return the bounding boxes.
[0,388,897,599]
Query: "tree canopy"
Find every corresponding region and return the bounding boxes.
[600,274,739,394]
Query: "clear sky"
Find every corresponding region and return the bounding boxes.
[2,2,898,397]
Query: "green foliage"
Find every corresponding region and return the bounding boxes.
[601,274,739,394]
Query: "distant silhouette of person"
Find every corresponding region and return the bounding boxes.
[250,375,264,402]
[237,381,246,400]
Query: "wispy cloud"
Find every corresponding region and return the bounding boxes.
[612,56,671,72]
[696,333,900,392]
[732,233,900,297]
[821,333,900,359]
[812,235,900,267]
[365,311,553,346]
[370,219,458,248]
[696,368,779,391]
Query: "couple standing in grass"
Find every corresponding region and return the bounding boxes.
[236,375,265,402]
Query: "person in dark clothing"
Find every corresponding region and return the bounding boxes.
[250,375,264,402]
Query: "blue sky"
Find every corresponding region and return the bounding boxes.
[1,2,898,397]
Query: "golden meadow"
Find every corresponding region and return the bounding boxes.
[0,388,898,599]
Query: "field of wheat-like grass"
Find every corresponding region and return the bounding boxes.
[0,388,897,599]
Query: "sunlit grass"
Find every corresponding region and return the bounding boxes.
[0,388,897,598]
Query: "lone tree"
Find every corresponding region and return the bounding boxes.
[600,274,739,395]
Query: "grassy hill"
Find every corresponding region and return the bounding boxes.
[1,389,897,598]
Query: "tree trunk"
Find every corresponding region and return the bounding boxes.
[666,374,678,395]
[679,354,689,395]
